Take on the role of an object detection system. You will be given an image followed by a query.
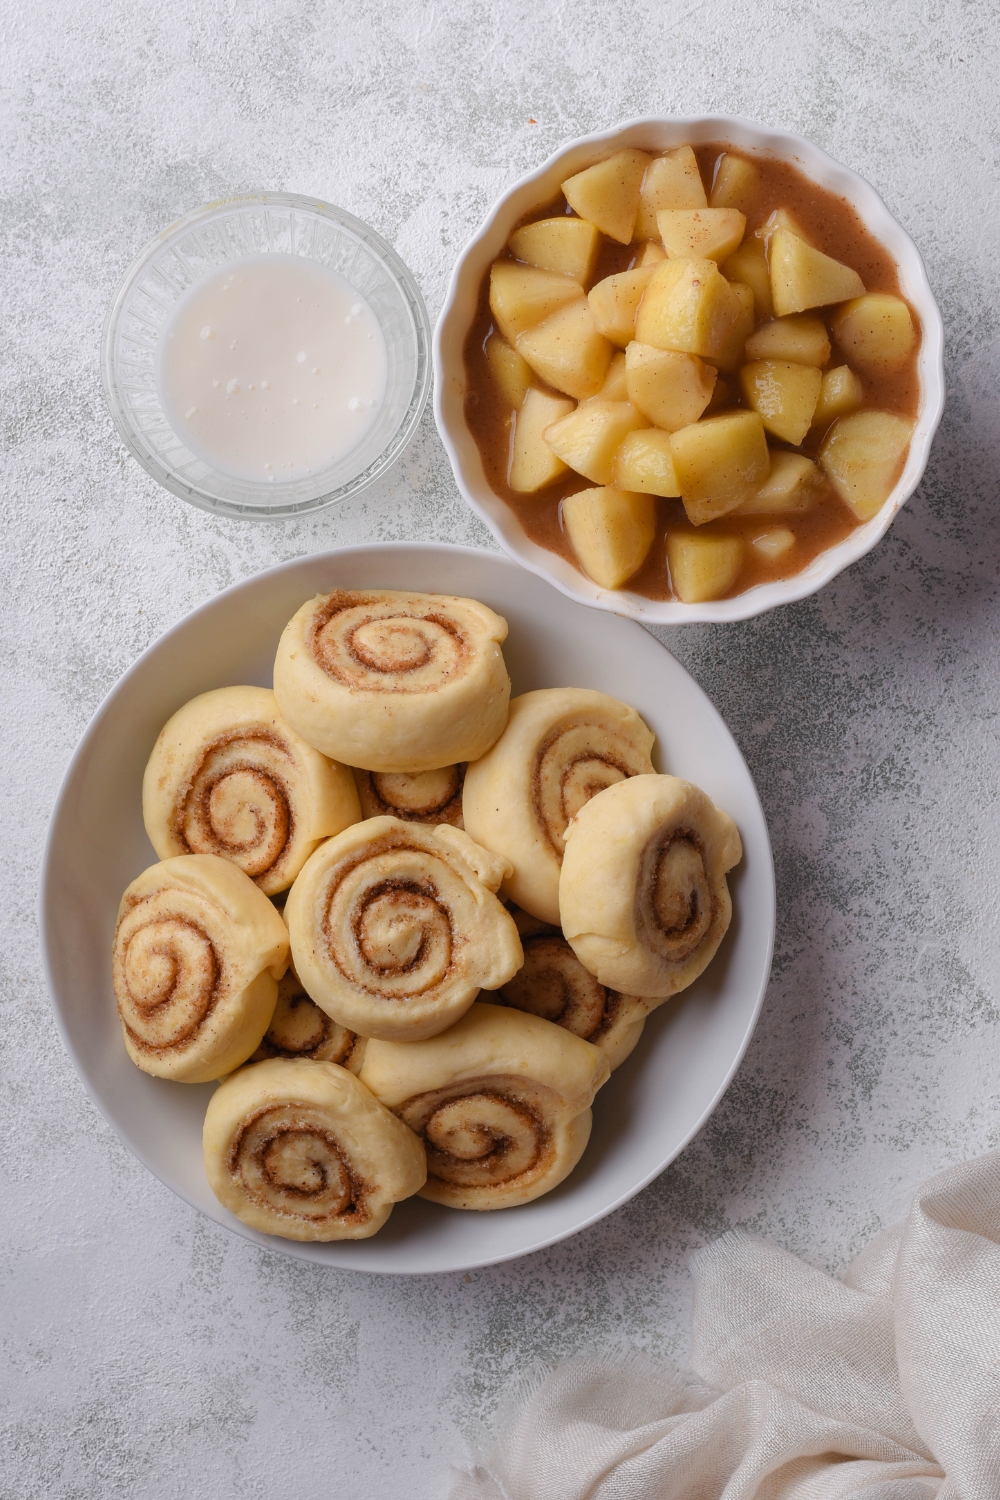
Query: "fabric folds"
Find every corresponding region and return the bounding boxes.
[451,1150,1000,1500]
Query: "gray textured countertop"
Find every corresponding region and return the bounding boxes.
[3,2,999,1495]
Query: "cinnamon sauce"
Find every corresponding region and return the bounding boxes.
[462,145,921,602]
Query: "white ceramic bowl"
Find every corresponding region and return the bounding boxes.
[41,544,774,1274]
[434,116,946,624]
[102,193,431,520]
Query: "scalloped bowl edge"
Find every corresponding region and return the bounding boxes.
[433,115,945,625]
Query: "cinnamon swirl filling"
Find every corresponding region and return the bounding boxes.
[285,818,522,1041]
[463,688,656,926]
[404,1078,548,1190]
[112,854,290,1083]
[638,830,714,964]
[252,970,363,1069]
[142,686,361,896]
[230,1105,367,1226]
[115,911,220,1052]
[359,1002,610,1210]
[559,775,742,1003]
[174,732,294,879]
[533,723,644,857]
[494,924,649,1070]
[203,1057,427,1241]
[354,764,465,827]
[310,595,468,693]
[273,589,511,773]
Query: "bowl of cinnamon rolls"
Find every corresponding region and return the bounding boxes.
[42,544,774,1271]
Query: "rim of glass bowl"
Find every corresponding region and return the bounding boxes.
[101,192,432,520]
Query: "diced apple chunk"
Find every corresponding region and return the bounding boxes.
[544,400,644,485]
[667,531,745,602]
[739,359,822,445]
[656,207,746,263]
[588,267,655,347]
[516,300,613,400]
[830,294,916,374]
[507,217,601,284]
[613,429,681,496]
[625,342,716,431]
[508,389,575,492]
[812,365,864,428]
[485,335,533,410]
[634,147,707,239]
[754,208,813,245]
[635,240,667,267]
[819,411,915,521]
[744,315,831,366]
[750,527,796,561]
[489,261,583,343]
[670,411,770,524]
[562,487,657,589]
[634,258,743,361]
[709,153,761,212]
[713,281,756,373]
[586,350,628,403]
[561,149,651,245]
[769,230,866,317]
[735,451,821,514]
[721,237,773,320]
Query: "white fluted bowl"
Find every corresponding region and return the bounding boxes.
[434,116,945,624]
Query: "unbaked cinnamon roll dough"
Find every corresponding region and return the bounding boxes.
[285,816,523,1041]
[203,1057,426,1240]
[463,688,656,925]
[251,966,366,1072]
[491,908,648,1071]
[560,775,742,1001]
[143,685,361,895]
[273,589,511,772]
[353,764,465,827]
[360,1002,609,1210]
[112,853,289,1082]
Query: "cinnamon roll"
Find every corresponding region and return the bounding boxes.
[112,854,289,1082]
[251,967,365,1073]
[142,686,361,896]
[273,589,511,772]
[353,764,465,828]
[463,689,656,925]
[560,775,742,1001]
[203,1058,426,1240]
[492,911,648,1071]
[284,817,523,1042]
[359,1002,609,1210]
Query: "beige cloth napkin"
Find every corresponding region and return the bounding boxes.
[450,1151,1000,1499]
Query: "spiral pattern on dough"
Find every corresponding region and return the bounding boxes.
[143,686,361,896]
[494,924,647,1070]
[309,594,469,694]
[112,855,290,1082]
[560,775,743,1002]
[285,818,522,1041]
[203,1058,426,1241]
[353,764,465,827]
[273,589,511,773]
[251,968,365,1072]
[359,1003,609,1209]
[463,689,656,925]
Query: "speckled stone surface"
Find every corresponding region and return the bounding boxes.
[2,1,998,1494]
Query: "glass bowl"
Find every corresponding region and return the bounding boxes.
[101,193,431,520]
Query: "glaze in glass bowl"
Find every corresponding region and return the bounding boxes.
[102,193,431,519]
